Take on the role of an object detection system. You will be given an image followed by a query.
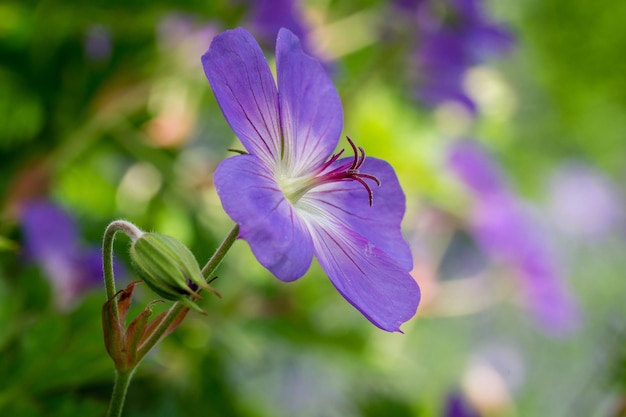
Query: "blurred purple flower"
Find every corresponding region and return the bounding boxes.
[202,28,420,331]
[400,0,514,112]
[546,162,623,240]
[447,140,504,196]
[20,201,117,309]
[448,140,580,335]
[246,0,309,47]
[443,391,480,417]
[84,25,112,62]
[158,13,218,53]
[157,13,218,64]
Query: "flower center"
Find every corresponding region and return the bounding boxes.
[278,137,381,206]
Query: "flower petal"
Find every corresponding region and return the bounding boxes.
[214,154,314,281]
[307,221,420,332]
[202,28,282,167]
[276,28,343,175]
[299,157,413,271]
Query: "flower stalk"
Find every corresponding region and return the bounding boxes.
[102,222,240,417]
[107,370,133,417]
[103,220,143,321]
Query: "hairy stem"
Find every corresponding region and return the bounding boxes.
[102,221,143,322]
[201,224,240,278]
[106,369,134,417]
[103,223,239,416]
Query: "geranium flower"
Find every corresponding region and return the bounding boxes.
[84,25,112,62]
[443,390,480,417]
[395,0,514,112]
[546,162,623,240]
[20,200,123,309]
[448,140,580,335]
[202,28,420,331]
[245,0,309,48]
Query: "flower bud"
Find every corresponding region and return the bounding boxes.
[129,232,215,312]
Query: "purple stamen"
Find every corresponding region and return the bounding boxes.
[317,148,346,173]
[316,136,381,206]
[347,136,360,171]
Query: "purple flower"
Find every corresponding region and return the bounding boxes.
[443,391,480,417]
[448,140,580,335]
[546,162,623,240]
[157,13,218,56]
[246,0,309,47]
[403,0,514,112]
[417,31,479,113]
[84,24,112,62]
[202,28,420,332]
[20,201,114,309]
[447,140,505,196]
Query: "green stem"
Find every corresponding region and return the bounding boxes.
[107,369,134,417]
[201,224,240,278]
[102,221,143,320]
[103,223,239,416]
[136,224,240,359]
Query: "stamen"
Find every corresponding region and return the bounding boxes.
[346,136,359,171]
[316,148,346,175]
[356,173,382,187]
[338,137,381,206]
[352,177,375,206]
[284,137,381,206]
[356,146,366,169]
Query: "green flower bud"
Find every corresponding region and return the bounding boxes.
[129,232,215,313]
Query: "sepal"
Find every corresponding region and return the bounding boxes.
[102,281,189,371]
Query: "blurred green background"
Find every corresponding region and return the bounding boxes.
[1,0,625,416]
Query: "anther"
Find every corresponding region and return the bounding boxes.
[312,137,381,206]
[343,136,380,206]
